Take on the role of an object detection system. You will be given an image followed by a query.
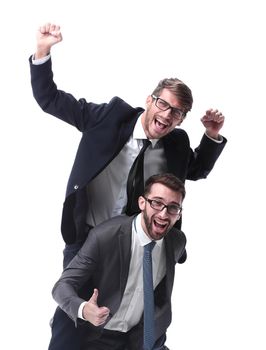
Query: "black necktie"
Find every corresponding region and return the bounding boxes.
[125,139,151,215]
[143,241,156,350]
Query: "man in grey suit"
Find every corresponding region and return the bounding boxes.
[52,173,186,349]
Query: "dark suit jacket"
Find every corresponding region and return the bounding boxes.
[30,57,227,245]
[52,215,187,342]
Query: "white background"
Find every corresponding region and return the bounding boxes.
[1,0,266,349]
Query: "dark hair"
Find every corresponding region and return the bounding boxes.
[144,173,186,200]
[152,78,193,114]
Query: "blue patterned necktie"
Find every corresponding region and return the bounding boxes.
[143,240,156,350]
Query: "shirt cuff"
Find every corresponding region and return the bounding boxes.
[32,53,51,65]
[205,132,223,144]
[78,301,87,320]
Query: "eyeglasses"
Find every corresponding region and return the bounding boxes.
[144,197,182,215]
[152,95,186,120]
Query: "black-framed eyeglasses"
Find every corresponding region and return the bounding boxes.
[144,197,182,215]
[152,95,186,120]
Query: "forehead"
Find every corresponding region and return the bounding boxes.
[158,88,181,108]
[149,183,182,203]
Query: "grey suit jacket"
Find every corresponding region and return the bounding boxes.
[52,215,186,341]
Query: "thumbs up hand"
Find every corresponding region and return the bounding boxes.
[82,289,110,326]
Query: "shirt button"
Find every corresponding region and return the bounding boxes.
[74,185,79,190]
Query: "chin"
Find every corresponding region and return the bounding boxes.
[152,232,167,241]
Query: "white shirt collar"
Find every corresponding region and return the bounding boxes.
[133,114,159,148]
[134,213,164,248]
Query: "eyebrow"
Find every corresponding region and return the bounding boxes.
[157,96,183,110]
[150,196,180,205]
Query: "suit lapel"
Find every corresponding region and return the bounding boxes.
[118,217,134,298]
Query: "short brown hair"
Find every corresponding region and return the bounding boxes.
[152,78,193,113]
[144,173,186,200]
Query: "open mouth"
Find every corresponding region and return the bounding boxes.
[153,218,169,234]
[154,117,169,131]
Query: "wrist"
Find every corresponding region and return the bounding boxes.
[206,131,219,140]
[35,46,51,59]
[78,301,87,320]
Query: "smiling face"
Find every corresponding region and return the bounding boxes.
[138,182,183,241]
[141,88,184,139]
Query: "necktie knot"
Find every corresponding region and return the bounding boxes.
[142,138,151,149]
[144,240,156,253]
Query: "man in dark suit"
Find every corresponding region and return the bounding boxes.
[29,23,226,350]
[52,173,186,349]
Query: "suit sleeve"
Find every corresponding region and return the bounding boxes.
[187,133,227,180]
[29,56,110,131]
[172,229,187,264]
[178,249,187,264]
[52,231,99,325]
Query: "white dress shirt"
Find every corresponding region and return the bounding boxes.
[85,117,166,227]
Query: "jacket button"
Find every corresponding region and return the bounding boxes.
[74,185,79,190]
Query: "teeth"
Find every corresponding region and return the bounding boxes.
[156,121,166,130]
[154,220,166,228]
[156,119,168,128]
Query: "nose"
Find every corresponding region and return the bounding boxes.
[158,207,168,217]
[161,108,172,119]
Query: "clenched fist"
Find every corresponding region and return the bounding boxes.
[35,23,63,59]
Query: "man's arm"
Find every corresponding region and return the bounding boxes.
[185,108,226,180]
[186,132,227,180]
[30,23,109,131]
[52,231,103,325]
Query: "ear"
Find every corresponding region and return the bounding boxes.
[138,196,146,211]
[176,119,184,127]
[145,95,153,107]
[175,213,181,221]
